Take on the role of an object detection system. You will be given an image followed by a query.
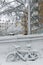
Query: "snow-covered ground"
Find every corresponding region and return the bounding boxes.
[0,34,43,65]
[0,52,43,65]
[0,58,43,65]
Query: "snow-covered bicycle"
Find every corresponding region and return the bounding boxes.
[6,45,39,62]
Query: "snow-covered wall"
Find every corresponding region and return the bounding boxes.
[0,34,43,55]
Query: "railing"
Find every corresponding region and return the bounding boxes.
[0,34,43,43]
